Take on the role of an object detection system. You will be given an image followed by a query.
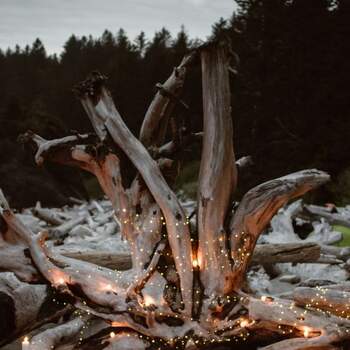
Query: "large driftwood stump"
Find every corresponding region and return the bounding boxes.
[1,43,350,349]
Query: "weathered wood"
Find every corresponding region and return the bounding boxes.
[0,273,69,347]
[303,204,350,229]
[229,170,330,290]
[61,251,132,270]
[293,286,350,317]
[57,242,321,272]
[245,296,350,349]
[27,316,88,350]
[139,52,194,148]
[32,202,64,226]
[77,73,193,316]
[252,243,321,265]
[197,44,237,297]
[2,47,348,350]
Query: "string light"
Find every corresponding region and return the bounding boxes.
[143,294,155,307]
[27,202,340,348]
[303,327,311,338]
[239,318,250,328]
[22,336,29,349]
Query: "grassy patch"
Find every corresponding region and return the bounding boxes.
[333,225,350,247]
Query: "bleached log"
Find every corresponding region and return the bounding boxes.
[245,296,350,349]
[77,73,193,316]
[139,52,195,148]
[229,170,330,290]
[21,133,134,252]
[197,44,237,297]
[0,273,69,347]
[260,337,341,350]
[320,245,350,261]
[252,243,320,265]
[0,190,134,313]
[293,286,350,318]
[303,204,350,229]
[32,202,64,226]
[27,316,87,350]
[19,131,92,166]
[0,240,39,282]
[51,243,320,272]
[50,215,87,239]
[103,332,149,350]
[316,255,344,264]
[61,251,132,270]
[262,200,304,244]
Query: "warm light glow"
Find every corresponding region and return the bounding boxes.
[51,270,67,286]
[240,318,250,328]
[143,294,155,307]
[22,336,30,347]
[192,250,202,269]
[100,282,115,292]
[110,332,116,338]
[303,327,311,338]
[261,295,267,302]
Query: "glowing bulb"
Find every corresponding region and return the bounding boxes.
[22,336,30,349]
[101,283,114,292]
[110,331,116,338]
[240,318,249,328]
[192,259,199,268]
[57,278,65,285]
[143,294,155,307]
[303,327,311,338]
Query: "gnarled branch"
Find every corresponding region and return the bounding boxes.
[229,169,330,290]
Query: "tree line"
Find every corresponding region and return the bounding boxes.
[0,0,349,207]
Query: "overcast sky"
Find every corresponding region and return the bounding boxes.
[0,0,236,55]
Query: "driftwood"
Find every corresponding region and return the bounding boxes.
[55,242,321,271]
[252,243,321,265]
[303,204,350,229]
[1,43,349,349]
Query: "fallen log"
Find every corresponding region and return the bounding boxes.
[58,242,322,272]
[252,242,320,264]
[0,272,70,347]
[303,204,350,229]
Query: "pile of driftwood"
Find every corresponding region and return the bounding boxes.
[1,43,350,350]
[14,197,350,298]
[12,199,350,290]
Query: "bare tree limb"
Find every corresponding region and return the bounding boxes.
[76,74,193,315]
[197,44,237,298]
[229,170,330,290]
[139,52,195,148]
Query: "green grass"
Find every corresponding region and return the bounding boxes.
[333,225,350,247]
